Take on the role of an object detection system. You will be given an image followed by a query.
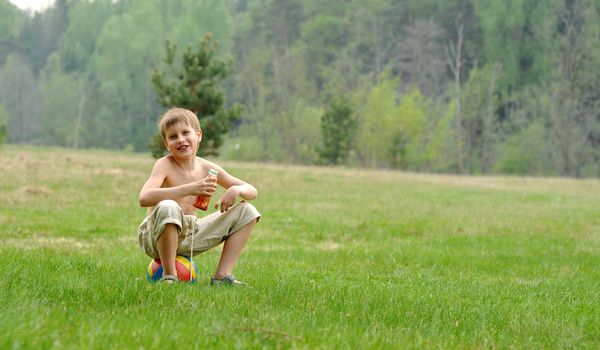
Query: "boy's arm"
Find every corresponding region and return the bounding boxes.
[137,159,186,207]
[211,164,258,212]
[139,158,181,207]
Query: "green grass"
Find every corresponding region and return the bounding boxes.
[1,145,600,349]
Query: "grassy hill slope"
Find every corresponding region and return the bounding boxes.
[1,146,599,349]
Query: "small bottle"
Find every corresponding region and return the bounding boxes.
[193,168,219,210]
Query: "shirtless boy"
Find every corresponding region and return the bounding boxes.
[137,108,260,285]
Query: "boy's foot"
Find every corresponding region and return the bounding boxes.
[210,275,247,287]
[160,274,178,284]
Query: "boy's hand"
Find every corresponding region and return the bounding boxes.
[215,186,241,213]
[188,175,218,197]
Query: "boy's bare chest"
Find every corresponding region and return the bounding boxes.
[164,168,205,187]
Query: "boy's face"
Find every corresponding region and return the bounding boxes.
[163,121,202,157]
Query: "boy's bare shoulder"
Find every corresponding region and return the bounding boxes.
[154,155,176,169]
[195,156,223,171]
[150,155,187,179]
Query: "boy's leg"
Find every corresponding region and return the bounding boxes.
[213,219,257,279]
[156,223,179,277]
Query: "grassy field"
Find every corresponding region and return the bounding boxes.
[1,145,599,349]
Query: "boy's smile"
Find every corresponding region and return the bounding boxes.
[177,144,190,152]
[164,122,201,156]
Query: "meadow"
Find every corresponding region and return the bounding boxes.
[1,146,599,349]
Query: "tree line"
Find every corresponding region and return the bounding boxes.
[0,0,599,177]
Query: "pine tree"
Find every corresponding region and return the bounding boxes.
[318,98,356,165]
[150,33,240,158]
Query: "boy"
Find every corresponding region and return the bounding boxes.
[138,108,260,285]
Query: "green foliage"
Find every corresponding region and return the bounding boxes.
[220,136,266,162]
[169,0,234,56]
[0,0,25,65]
[279,100,322,164]
[300,14,347,84]
[151,34,241,157]
[39,65,80,147]
[318,98,356,165]
[472,0,555,88]
[547,0,600,177]
[494,121,548,175]
[17,0,69,73]
[355,72,427,169]
[392,89,427,169]
[426,101,458,172]
[231,99,321,164]
[494,85,553,175]
[1,0,600,177]
[356,71,400,167]
[88,0,164,151]
[0,53,39,144]
[460,64,503,174]
[58,0,118,72]
[0,103,7,145]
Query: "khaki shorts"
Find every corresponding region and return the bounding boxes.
[138,199,261,258]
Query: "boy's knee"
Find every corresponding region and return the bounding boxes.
[235,202,261,225]
[154,200,181,218]
[151,200,184,233]
[237,201,259,216]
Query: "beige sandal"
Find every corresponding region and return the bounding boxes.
[159,274,178,284]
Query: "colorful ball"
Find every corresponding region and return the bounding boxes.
[147,255,198,283]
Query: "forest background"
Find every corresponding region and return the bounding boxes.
[0,0,599,177]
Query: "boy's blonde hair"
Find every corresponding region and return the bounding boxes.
[158,108,201,141]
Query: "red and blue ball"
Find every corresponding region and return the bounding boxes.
[147,255,198,283]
